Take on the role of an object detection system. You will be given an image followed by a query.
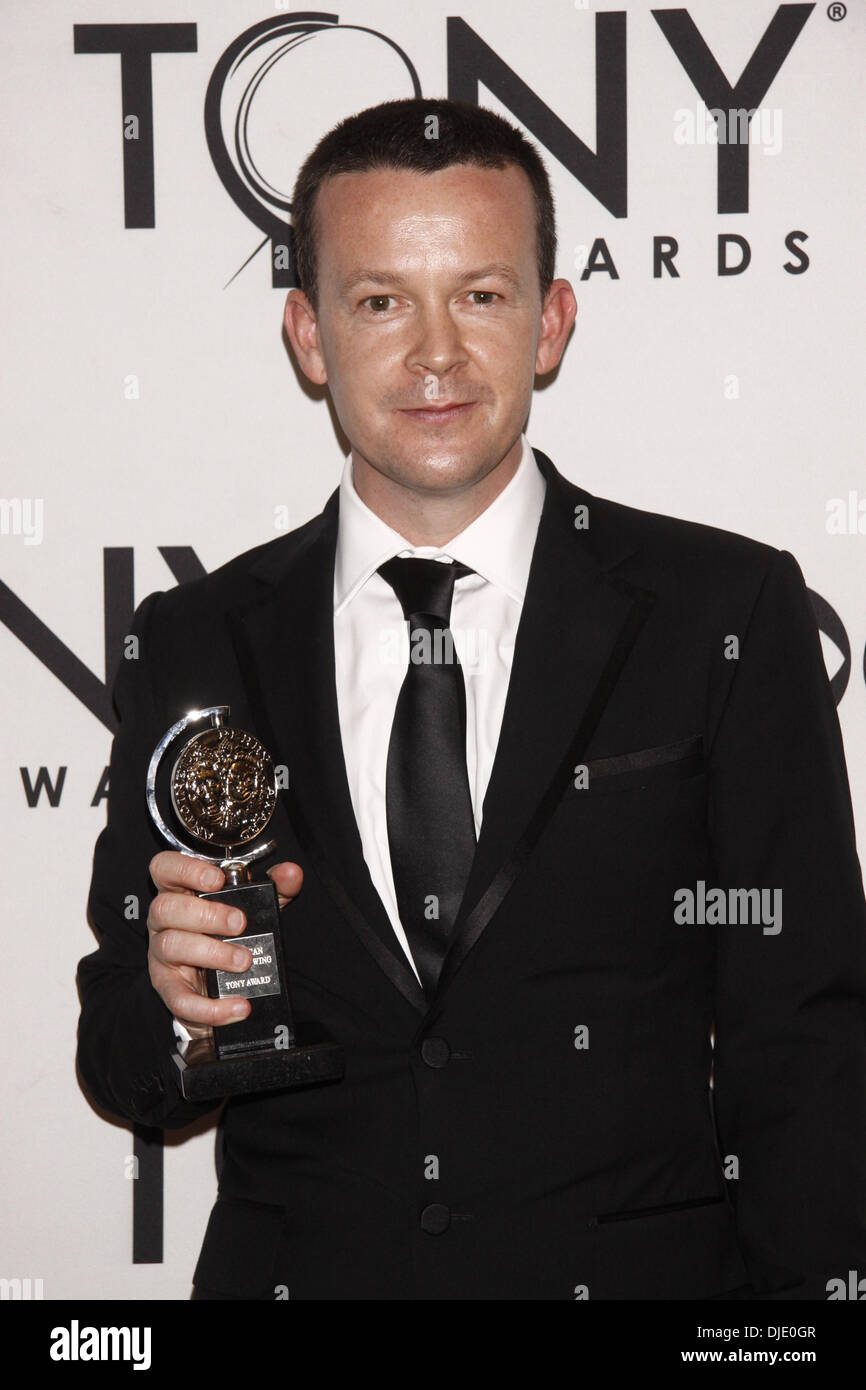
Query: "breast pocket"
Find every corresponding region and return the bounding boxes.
[579,734,704,796]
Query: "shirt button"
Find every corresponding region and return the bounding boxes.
[420,1204,451,1234]
[420,1037,451,1068]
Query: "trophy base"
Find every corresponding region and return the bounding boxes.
[172,1020,345,1102]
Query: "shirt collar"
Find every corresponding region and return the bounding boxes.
[334,433,546,615]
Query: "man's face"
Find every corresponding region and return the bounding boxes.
[286,162,566,499]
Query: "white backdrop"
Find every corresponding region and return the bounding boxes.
[1,0,864,1299]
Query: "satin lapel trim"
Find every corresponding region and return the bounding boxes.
[222,452,653,1016]
[225,496,427,1015]
[432,453,655,1000]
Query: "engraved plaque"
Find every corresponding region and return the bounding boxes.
[213,931,281,1000]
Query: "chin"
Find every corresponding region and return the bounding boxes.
[391,454,490,493]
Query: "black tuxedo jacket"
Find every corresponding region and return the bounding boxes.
[77,448,866,1300]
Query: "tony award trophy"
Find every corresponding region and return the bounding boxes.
[146,706,344,1102]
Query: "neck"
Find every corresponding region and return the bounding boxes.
[351,437,523,546]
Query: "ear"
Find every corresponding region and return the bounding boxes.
[535,279,578,376]
[283,289,328,385]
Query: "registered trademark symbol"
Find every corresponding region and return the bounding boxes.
[827,2,847,19]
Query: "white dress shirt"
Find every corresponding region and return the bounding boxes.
[174,433,546,1043]
[333,432,546,983]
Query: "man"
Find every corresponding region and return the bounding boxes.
[77,98,866,1300]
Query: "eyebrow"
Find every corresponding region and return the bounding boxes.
[339,262,523,296]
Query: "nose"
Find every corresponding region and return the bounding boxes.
[406,300,468,381]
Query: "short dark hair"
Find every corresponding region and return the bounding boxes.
[291,97,557,311]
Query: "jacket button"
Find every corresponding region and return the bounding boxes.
[420,1037,450,1068]
[420,1204,451,1234]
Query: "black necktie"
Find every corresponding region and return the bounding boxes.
[377,556,477,997]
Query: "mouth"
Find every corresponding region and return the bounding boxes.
[396,401,477,425]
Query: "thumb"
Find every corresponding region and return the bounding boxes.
[267,860,304,908]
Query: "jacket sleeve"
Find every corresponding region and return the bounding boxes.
[76,589,221,1128]
[708,547,866,1299]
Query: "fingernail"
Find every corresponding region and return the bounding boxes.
[232,949,250,968]
[228,910,245,930]
[203,869,222,888]
[231,1002,248,1017]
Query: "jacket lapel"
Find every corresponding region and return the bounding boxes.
[432,449,654,999]
[226,494,427,1014]
[224,448,654,1017]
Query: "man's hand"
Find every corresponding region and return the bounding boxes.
[147,852,304,1040]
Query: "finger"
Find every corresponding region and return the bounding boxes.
[267,860,304,907]
[147,892,246,938]
[150,964,251,1028]
[149,851,224,896]
[152,928,253,975]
